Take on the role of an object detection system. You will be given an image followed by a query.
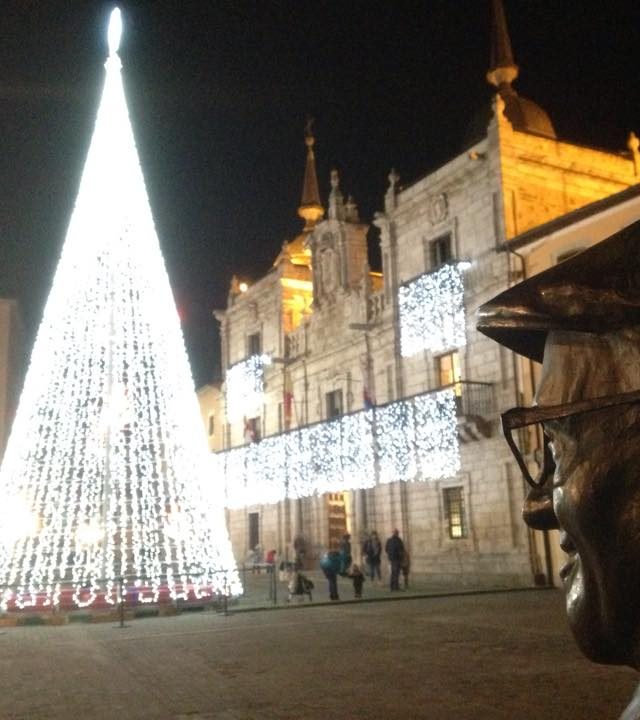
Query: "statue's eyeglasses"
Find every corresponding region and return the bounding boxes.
[502,389,640,489]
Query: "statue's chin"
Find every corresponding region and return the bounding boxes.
[564,556,636,668]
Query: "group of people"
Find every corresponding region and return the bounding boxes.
[320,529,410,601]
[362,529,409,590]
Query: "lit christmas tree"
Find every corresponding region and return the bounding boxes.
[0,8,240,610]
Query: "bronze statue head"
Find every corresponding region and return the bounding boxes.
[478,219,640,668]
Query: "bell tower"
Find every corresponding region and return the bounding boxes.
[306,170,369,307]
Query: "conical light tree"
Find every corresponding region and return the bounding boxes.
[0,8,241,610]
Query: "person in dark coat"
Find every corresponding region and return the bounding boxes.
[338,533,352,572]
[362,530,382,583]
[319,550,342,600]
[385,529,405,591]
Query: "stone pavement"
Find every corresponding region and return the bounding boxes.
[0,589,636,719]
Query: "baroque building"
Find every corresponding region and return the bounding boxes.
[204,0,640,586]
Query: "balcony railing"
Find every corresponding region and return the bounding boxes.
[441,380,495,441]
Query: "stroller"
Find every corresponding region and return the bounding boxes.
[287,569,314,602]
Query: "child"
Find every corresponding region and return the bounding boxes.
[348,563,365,599]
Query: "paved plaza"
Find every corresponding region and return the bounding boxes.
[0,589,637,719]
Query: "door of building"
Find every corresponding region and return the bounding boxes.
[327,492,347,550]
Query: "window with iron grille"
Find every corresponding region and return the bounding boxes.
[443,486,467,539]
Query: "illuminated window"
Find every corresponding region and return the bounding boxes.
[326,390,343,419]
[208,413,215,436]
[443,486,467,539]
[430,233,453,269]
[247,332,262,356]
[437,351,461,396]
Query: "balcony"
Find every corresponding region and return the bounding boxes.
[442,381,495,442]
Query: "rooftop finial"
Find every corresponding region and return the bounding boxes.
[108,7,123,57]
[486,0,518,90]
[298,118,324,231]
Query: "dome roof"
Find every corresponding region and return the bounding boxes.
[502,91,556,139]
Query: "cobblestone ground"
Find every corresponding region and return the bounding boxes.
[0,589,636,719]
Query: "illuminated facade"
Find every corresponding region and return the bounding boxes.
[205,1,640,585]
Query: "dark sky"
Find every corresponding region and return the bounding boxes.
[1,1,639,386]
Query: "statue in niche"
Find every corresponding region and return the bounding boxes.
[319,245,338,297]
[477,219,640,720]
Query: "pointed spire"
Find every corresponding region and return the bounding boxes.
[486,0,519,90]
[298,118,324,232]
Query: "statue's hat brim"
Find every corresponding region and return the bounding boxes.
[476,218,640,363]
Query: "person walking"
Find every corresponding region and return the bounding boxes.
[385,529,405,591]
[362,531,382,583]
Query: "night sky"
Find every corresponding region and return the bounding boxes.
[1,1,639,386]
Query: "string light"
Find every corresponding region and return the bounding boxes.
[225,354,272,422]
[398,262,466,357]
[0,8,240,611]
[219,389,459,505]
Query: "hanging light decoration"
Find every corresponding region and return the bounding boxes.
[225,354,272,422]
[0,8,241,610]
[398,262,467,357]
[216,389,460,506]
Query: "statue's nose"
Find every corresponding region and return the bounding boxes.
[522,484,559,530]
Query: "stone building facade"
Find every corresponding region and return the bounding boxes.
[202,2,640,586]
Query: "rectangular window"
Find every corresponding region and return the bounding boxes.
[437,351,461,395]
[248,332,262,356]
[430,233,453,269]
[248,512,260,551]
[443,486,467,539]
[208,413,215,437]
[326,389,343,419]
[244,416,261,443]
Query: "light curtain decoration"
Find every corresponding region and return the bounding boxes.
[221,389,460,509]
[225,354,272,423]
[398,262,467,357]
[0,9,240,610]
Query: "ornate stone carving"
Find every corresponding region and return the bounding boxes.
[428,193,448,225]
